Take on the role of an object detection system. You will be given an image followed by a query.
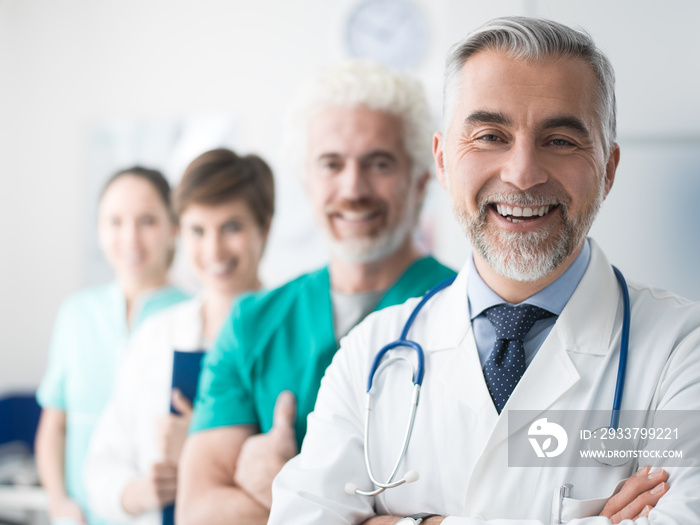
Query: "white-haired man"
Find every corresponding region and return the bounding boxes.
[177,60,455,525]
[268,17,700,525]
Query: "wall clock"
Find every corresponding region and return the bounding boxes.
[345,0,428,69]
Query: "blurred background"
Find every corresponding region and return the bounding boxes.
[1,0,699,406]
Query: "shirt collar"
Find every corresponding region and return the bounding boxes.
[468,238,591,319]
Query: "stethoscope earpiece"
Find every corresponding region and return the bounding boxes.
[404,469,420,483]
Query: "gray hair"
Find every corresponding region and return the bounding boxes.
[444,16,617,156]
[283,59,434,179]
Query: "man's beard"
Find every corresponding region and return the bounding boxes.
[452,178,605,282]
[325,196,416,264]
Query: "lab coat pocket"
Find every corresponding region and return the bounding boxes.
[550,478,626,524]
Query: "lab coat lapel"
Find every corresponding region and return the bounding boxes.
[440,326,500,418]
[423,264,498,417]
[555,240,620,360]
[171,296,206,349]
[423,261,471,350]
[492,326,581,442]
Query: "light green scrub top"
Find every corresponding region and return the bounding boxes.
[36,282,189,524]
[191,256,455,449]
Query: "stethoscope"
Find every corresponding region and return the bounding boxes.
[346,266,632,499]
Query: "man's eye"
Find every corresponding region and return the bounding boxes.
[550,138,573,147]
[191,226,204,236]
[138,215,156,226]
[322,161,342,171]
[367,161,391,171]
[478,134,501,142]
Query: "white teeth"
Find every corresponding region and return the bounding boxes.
[496,204,554,218]
[511,218,524,223]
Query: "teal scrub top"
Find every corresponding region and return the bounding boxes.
[36,282,189,524]
[191,256,455,449]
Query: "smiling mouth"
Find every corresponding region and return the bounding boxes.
[492,203,559,223]
[207,260,237,277]
[333,209,382,222]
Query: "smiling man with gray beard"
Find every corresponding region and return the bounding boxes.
[176,59,455,525]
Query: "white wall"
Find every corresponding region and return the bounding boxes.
[1,0,698,394]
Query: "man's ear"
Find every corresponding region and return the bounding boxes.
[603,143,620,199]
[433,131,448,191]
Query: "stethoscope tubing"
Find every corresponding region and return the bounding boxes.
[361,383,421,496]
[610,266,630,430]
[399,276,457,341]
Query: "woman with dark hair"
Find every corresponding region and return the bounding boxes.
[85,148,275,525]
[35,167,189,525]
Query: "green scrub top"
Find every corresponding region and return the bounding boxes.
[191,256,455,449]
[36,282,189,524]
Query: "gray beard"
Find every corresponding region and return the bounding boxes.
[328,216,412,264]
[453,183,604,282]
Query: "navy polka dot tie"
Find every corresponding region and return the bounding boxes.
[483,304,553,414]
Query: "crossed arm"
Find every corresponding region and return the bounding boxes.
[177,425,268,525]
[177,392,298,525]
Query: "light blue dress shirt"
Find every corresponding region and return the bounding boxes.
[469,239,591,367]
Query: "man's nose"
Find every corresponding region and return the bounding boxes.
[499,141,548,190]
[338,161,372,198]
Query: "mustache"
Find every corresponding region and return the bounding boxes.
[325,197,387,215]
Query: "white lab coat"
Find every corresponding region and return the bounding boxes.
[85,297,206,525]
[269,240,700,525]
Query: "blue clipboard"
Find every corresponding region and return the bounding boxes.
[163,349,205,525]
[169,350,206,414]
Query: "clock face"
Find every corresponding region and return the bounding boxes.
[345,0,428,69]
